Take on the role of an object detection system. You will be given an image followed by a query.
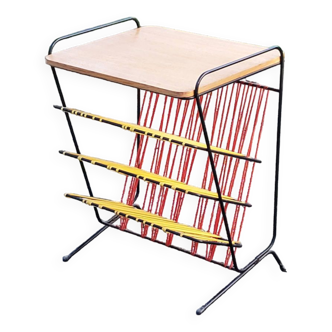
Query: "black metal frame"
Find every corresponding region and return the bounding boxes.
[48,17,141,262]
[48,17,286,315]
[194,46,286,314]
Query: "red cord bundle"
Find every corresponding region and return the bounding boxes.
[120,82,269,266]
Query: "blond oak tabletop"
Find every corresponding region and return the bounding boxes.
[46,26,280,98]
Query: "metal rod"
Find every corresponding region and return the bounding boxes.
[271,53,284,247]
[48,17,140,55]
[104,223,236,269]
[195,45,287,315]
[50,67,103,223]
[196,250,285,315]
[63,226,108,262]
[61,194,239,266]
[49,17,142,226]
[270,250,287,272]
[239,80,280,93]
[61,199,142,262]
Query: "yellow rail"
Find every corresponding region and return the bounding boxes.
[56,106,260,163]
[65,193,242,247]
[61,150,251,207]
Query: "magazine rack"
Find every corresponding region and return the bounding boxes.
[46,17,286,315]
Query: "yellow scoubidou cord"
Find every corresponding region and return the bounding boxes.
[61,151,253,207]
[65,193,242,246]
[61,107,262,164]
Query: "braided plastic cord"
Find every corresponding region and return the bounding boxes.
[205,84,232,260]
[225,89,270,268]
[120,91,147,202]
[140,96,170,237]
[167,93,212,245]
[205,84,241,262]
[166,100,189,246]
[120,93,160,230]
[191,89,224,255]
[65,193,242,247]
[225,88,257,266]
[138,94,171,238]
[149,97,174,236]
[59,106,259,162]
[209,86,257,267]
[151,96,182,241]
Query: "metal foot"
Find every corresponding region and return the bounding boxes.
[196,249,287,315]
[195,270,248,316]
[270,250,287,272]
[61,225,109,263]
[61,202,141,263]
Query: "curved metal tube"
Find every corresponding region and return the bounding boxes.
[48,17,140,54]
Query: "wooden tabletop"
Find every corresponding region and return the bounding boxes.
[46,26,280,98]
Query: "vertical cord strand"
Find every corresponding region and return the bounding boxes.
[120,91,148,205]
[225,88,257,267]
[208,84,242,261]
[191,89,223,255]
[228,89,269,268]
[150,99,185,240]
[120,92,156,230]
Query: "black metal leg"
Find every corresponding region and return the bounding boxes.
[196,250,285,315]
[195,272,246,316]
[270,250,287,272]
[63,225,109,262]
[62,215,120,262]
[62,204,142,262]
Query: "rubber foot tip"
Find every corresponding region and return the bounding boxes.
[61,255,70,263]
[195,308,204,316]
[280,265,287,272]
